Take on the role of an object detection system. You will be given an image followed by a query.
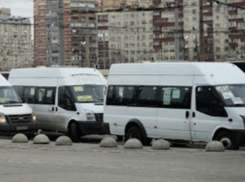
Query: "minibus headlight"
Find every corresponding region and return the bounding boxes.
[32,113,36,121]
[85,109,96,121]
[0,113,6,123]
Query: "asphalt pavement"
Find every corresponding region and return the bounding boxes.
[0,135,244,182]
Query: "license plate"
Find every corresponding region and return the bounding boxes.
[16,126,29,131]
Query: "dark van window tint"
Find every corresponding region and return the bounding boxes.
[106,86,135,106]
[36,87,56,105]
[24,87,36,103]
[137,86,157,106]
[159,87,191,109]
[58,86,76,111]
[196,86,227,117]
[122,86,135,105]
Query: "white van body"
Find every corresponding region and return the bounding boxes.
[104,62,245,149]
[0,74,37,135]
[9,67,109,142]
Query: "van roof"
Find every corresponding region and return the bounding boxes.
[9,67,106,85]
[9,67,101,78]
[108,62,245,85]
[109,62,241,76]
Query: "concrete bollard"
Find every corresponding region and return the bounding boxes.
[100,137,117,148]
[33,134,50,144]
[151,139,170,150]
[205,141,225,152]
[124,138,143,149]
[55,136,73,145]
[12,133,28,143]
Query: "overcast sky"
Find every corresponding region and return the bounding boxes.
[0,0,33,21]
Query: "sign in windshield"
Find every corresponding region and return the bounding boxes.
[216,84,245,106]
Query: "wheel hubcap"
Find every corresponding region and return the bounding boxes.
[220,138,232,149]
[129,132,137,139]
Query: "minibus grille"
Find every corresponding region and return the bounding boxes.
[7,114,32,123]
[95,113,103,123]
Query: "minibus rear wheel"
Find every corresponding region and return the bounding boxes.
[70,122,81,142]
[214,131,239,150]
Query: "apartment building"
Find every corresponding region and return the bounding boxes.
[152,0,245,62]
[96,0,140,11]
[34,0,97,67]
[97,10,154,68]
[0,8,33,71]
[34,0,245,68]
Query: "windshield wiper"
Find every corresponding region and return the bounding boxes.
[227,104,245,107]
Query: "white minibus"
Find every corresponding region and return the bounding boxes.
[0,74,37,135]
[9,67,109,142]
[104,62,245,150]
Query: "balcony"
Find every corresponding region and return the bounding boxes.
[229,34,245,39]
[153,0,161,5]
[153,45,162,50]
[154,37,175,42]
[229,42,238,47]
[153,22,183,27]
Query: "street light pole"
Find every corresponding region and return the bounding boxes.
[80,41,86,67]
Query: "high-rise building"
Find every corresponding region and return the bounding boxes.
[97,10,154,68]
[152,0,245,62]
[34,0,97,67]
[0,8,33,71]
[96,0,140,11]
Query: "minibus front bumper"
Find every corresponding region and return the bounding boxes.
[0,121,38,135]
[231,130,245,147]
[77,121,110,135]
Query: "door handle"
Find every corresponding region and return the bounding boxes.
[192,112,196,118]
[51,107,58,112]
[185,111,189,119]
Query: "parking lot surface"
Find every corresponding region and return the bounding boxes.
[0,135,244,182]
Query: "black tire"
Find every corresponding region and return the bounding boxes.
[26,133,35,140]
[125,126,143,143]
[116,135,124,141]
[69,122,81,142]
[214,131,239,150]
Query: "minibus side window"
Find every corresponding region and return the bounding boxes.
[36,87,56,105]
[106,86,135,106]
[137,86,157,107]
[23,87,36,103]
[122,86,135,106]
[158,86,191,109]
[106,86,116,105]
[58,86,76,111]
[196,86,227,117]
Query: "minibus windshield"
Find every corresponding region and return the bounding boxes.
[215,84,245,107]
[69,85,104,103]
[0,86,22,104]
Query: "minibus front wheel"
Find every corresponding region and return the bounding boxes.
[214,131,239,150]
[69,122,81,142]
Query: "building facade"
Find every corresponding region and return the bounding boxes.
[0,8,33,71]
[97,10,154,68]
[34,0,97,67]
[152,0,245,62]
[34,0,245,68]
